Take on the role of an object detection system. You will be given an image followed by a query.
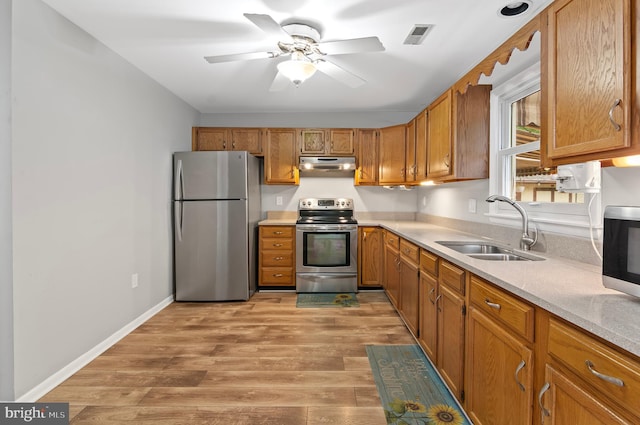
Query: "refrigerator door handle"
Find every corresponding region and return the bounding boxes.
[174,159,184,201]
[174,201,183,242]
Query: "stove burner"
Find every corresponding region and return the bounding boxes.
[296,198,357,225]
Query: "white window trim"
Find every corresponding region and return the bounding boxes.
[487,62,602,239]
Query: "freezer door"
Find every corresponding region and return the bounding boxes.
[174,199,249,301]
[174,151,248,200]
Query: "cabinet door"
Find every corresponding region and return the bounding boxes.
[384,243,400,308]
[405,119,417,182]
[265,129,298,184]
[194,128,228,151]
[437,283,465,401]
[399,256,419,336]
[300,129,326,154]
[329,129,355,155]
[466,306,534,425]
[230,128,262,155]
[418,272,438,361]
[543,0,631,162]
[539,365,631,424]
[356,129,378,185]
[415,109,428,181]
[359,227,382,287]
[428,90,452,179]
[378,125,406,184]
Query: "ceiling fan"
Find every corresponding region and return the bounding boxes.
[204,13,385,90]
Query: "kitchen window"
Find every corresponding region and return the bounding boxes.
[488,63,601,238]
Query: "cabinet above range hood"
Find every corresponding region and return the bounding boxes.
[299,156,356,177]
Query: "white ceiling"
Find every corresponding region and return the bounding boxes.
[40,0,552,115]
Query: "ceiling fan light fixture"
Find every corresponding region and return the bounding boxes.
[277,51,317,87]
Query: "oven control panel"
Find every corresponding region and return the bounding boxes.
[298,198,353,210]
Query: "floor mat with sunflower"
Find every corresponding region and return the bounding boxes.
[366,345,471,425]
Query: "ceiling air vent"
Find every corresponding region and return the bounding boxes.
[403,24,434,45]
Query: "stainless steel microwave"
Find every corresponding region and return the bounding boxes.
[602,206,640,297]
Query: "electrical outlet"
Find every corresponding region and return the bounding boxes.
[131,273,138,288]
[468,198,477,213]
[276,196,283,206]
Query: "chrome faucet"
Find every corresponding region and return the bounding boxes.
[486,195,537,251]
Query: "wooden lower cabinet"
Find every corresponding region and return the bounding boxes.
[382,230,400,308]
[466,305,534,425]
[398,239,420,336]
[258,225,295,287]
[540,365,631,424]
[437,282,466,401]
[537,316,640,424]
[418,249,438,361]
[358,226,382,287]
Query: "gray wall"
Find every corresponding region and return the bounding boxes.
[11,0,198,398]
[1,0,14,402]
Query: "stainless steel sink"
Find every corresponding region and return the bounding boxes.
[436,241,544,261]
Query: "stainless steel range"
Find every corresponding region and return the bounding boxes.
[296,198,358,293]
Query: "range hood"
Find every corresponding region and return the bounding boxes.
[299,156,356,177]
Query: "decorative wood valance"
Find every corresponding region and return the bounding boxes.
[454,15,541,94]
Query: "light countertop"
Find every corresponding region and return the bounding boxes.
[258,218,640,357]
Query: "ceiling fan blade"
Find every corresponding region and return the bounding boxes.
[243,13,293,42]
[315,60,366,88]
[269,72,291,92]
[316,37,384,55]
[204,51,279,64]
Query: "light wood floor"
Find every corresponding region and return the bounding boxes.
[40,291,415,424]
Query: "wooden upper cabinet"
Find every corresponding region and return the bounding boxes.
[415,109,428,181]
[193,127,227,151]
[378,124,406,184]
[428,90,453,179]
[299,129,355,155]
[356,129,378,185]
[405,119,417,183]
[328,129,355,155]
[542,0,633,165]
[192,127,262,155]
[230,128,262,155]
[264,128,299,185]
[428,85,490,181]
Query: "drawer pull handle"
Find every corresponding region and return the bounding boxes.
[435,294,442,312]
[608,98,622,131]
[585,360,625,387]
[514,360,526,392]
[273,231,284,235]
[428,288,436,304]
[538,382,550,424]
[484,299,502,310]
[274,256,284,261]
[273,273,284,277]
[273,243,283,247]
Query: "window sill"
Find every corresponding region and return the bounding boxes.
[485,212,602,239]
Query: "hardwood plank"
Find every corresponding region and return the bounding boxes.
[36,291,414,424]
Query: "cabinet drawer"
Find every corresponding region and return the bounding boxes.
[260,267,294,286]
[420,249,438,276]
[384,232,400,249]
[261,238,293,250]
[548,318,640,419]
[470,276,534,342]
[400,239,419,264]
[260,250,293,267]
[261,226,294,238]
[440,260,465,295]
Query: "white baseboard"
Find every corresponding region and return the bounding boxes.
[17,295,174,402]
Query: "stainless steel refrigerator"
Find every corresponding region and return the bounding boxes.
[172,151,261,301]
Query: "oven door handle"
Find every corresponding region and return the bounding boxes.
[296,225,357,231]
